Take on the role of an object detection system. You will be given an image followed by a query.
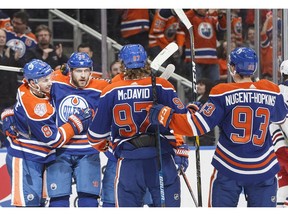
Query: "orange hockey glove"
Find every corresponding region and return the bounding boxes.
[1,108,17,138]
[147,104,174,128]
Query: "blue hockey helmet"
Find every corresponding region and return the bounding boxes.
[229,47,258,76]
[280,60,288,75]
[118,44,147,69]
[67,52,93,70]
[23,59,53,81]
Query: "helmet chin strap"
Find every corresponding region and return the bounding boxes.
[228,63,236,77]
[28,80,48,98]
[230,70,236,77]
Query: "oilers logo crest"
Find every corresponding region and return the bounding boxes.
[198,22,213,39]
[59,95,89,122]
[6,39,26,58]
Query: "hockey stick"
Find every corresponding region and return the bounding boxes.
[150,42,178,71]
[160,64,175,80]
[150,42,178,207]
[0,65,23,73]
[179,167,198,207]
[174,9,203,207]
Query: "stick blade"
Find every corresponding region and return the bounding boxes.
[150,42,178,71]
[160,64,175,80]
[173,9,192,29]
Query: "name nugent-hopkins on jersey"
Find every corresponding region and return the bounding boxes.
[225,91,276,106]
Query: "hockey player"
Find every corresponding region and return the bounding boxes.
[269,59,288,207]
[88,44,189,207]
[147,47,288,207]
[46,52,110,207]
[1,59,92,207]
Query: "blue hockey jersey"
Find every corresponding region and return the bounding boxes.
[88,77,187,158]
[169,79,288,183]
[7,82,75,163]
[51,70,109,155]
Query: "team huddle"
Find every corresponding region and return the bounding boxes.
[1,44,288,207]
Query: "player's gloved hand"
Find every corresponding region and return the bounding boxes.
[187,101,202,114]
[174,144,189,172]
[91,139,112,152]
[68,108,92,134]
[146,104,174,128]
[275,146,288,173]
[60,63,69,75]
[104,147,118,162]
[1,108,17,138]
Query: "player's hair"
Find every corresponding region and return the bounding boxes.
[122,62,151,80]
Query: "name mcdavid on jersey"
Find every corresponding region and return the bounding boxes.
[58,95,89,122]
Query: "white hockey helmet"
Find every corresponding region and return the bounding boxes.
[280,60,288,75]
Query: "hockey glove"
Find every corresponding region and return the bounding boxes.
[174,144,189,172]
[68,108,92,134]
[60,63,69,75]
[147,104,174,128]
[186,101,201,114]
[90,139,111,152]
[1,108,17,138]
[104,147,118,162]
[276,146,288,173]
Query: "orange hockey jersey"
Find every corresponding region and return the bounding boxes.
[183,9,226,64]
[149,9,185,49]
[120,9,150,38]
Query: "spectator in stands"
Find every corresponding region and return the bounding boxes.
[109,60,121,79]
[196,78,215,146]
[4,10,37,83]
[77,43,102,73]
[25,24,68,70]
[183,9,226,83]
[242,26,255,49]
[118,9,150,50]
[260,12,282,81]
[148,9,184,60]
[231,9,243,47]
[4,10,37,68]
[245,9,270,30]
[217,40,236,83]
[0,28,18,113]
[0,10,12,30]
[265,9,282,41]
[148,9,185,77]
